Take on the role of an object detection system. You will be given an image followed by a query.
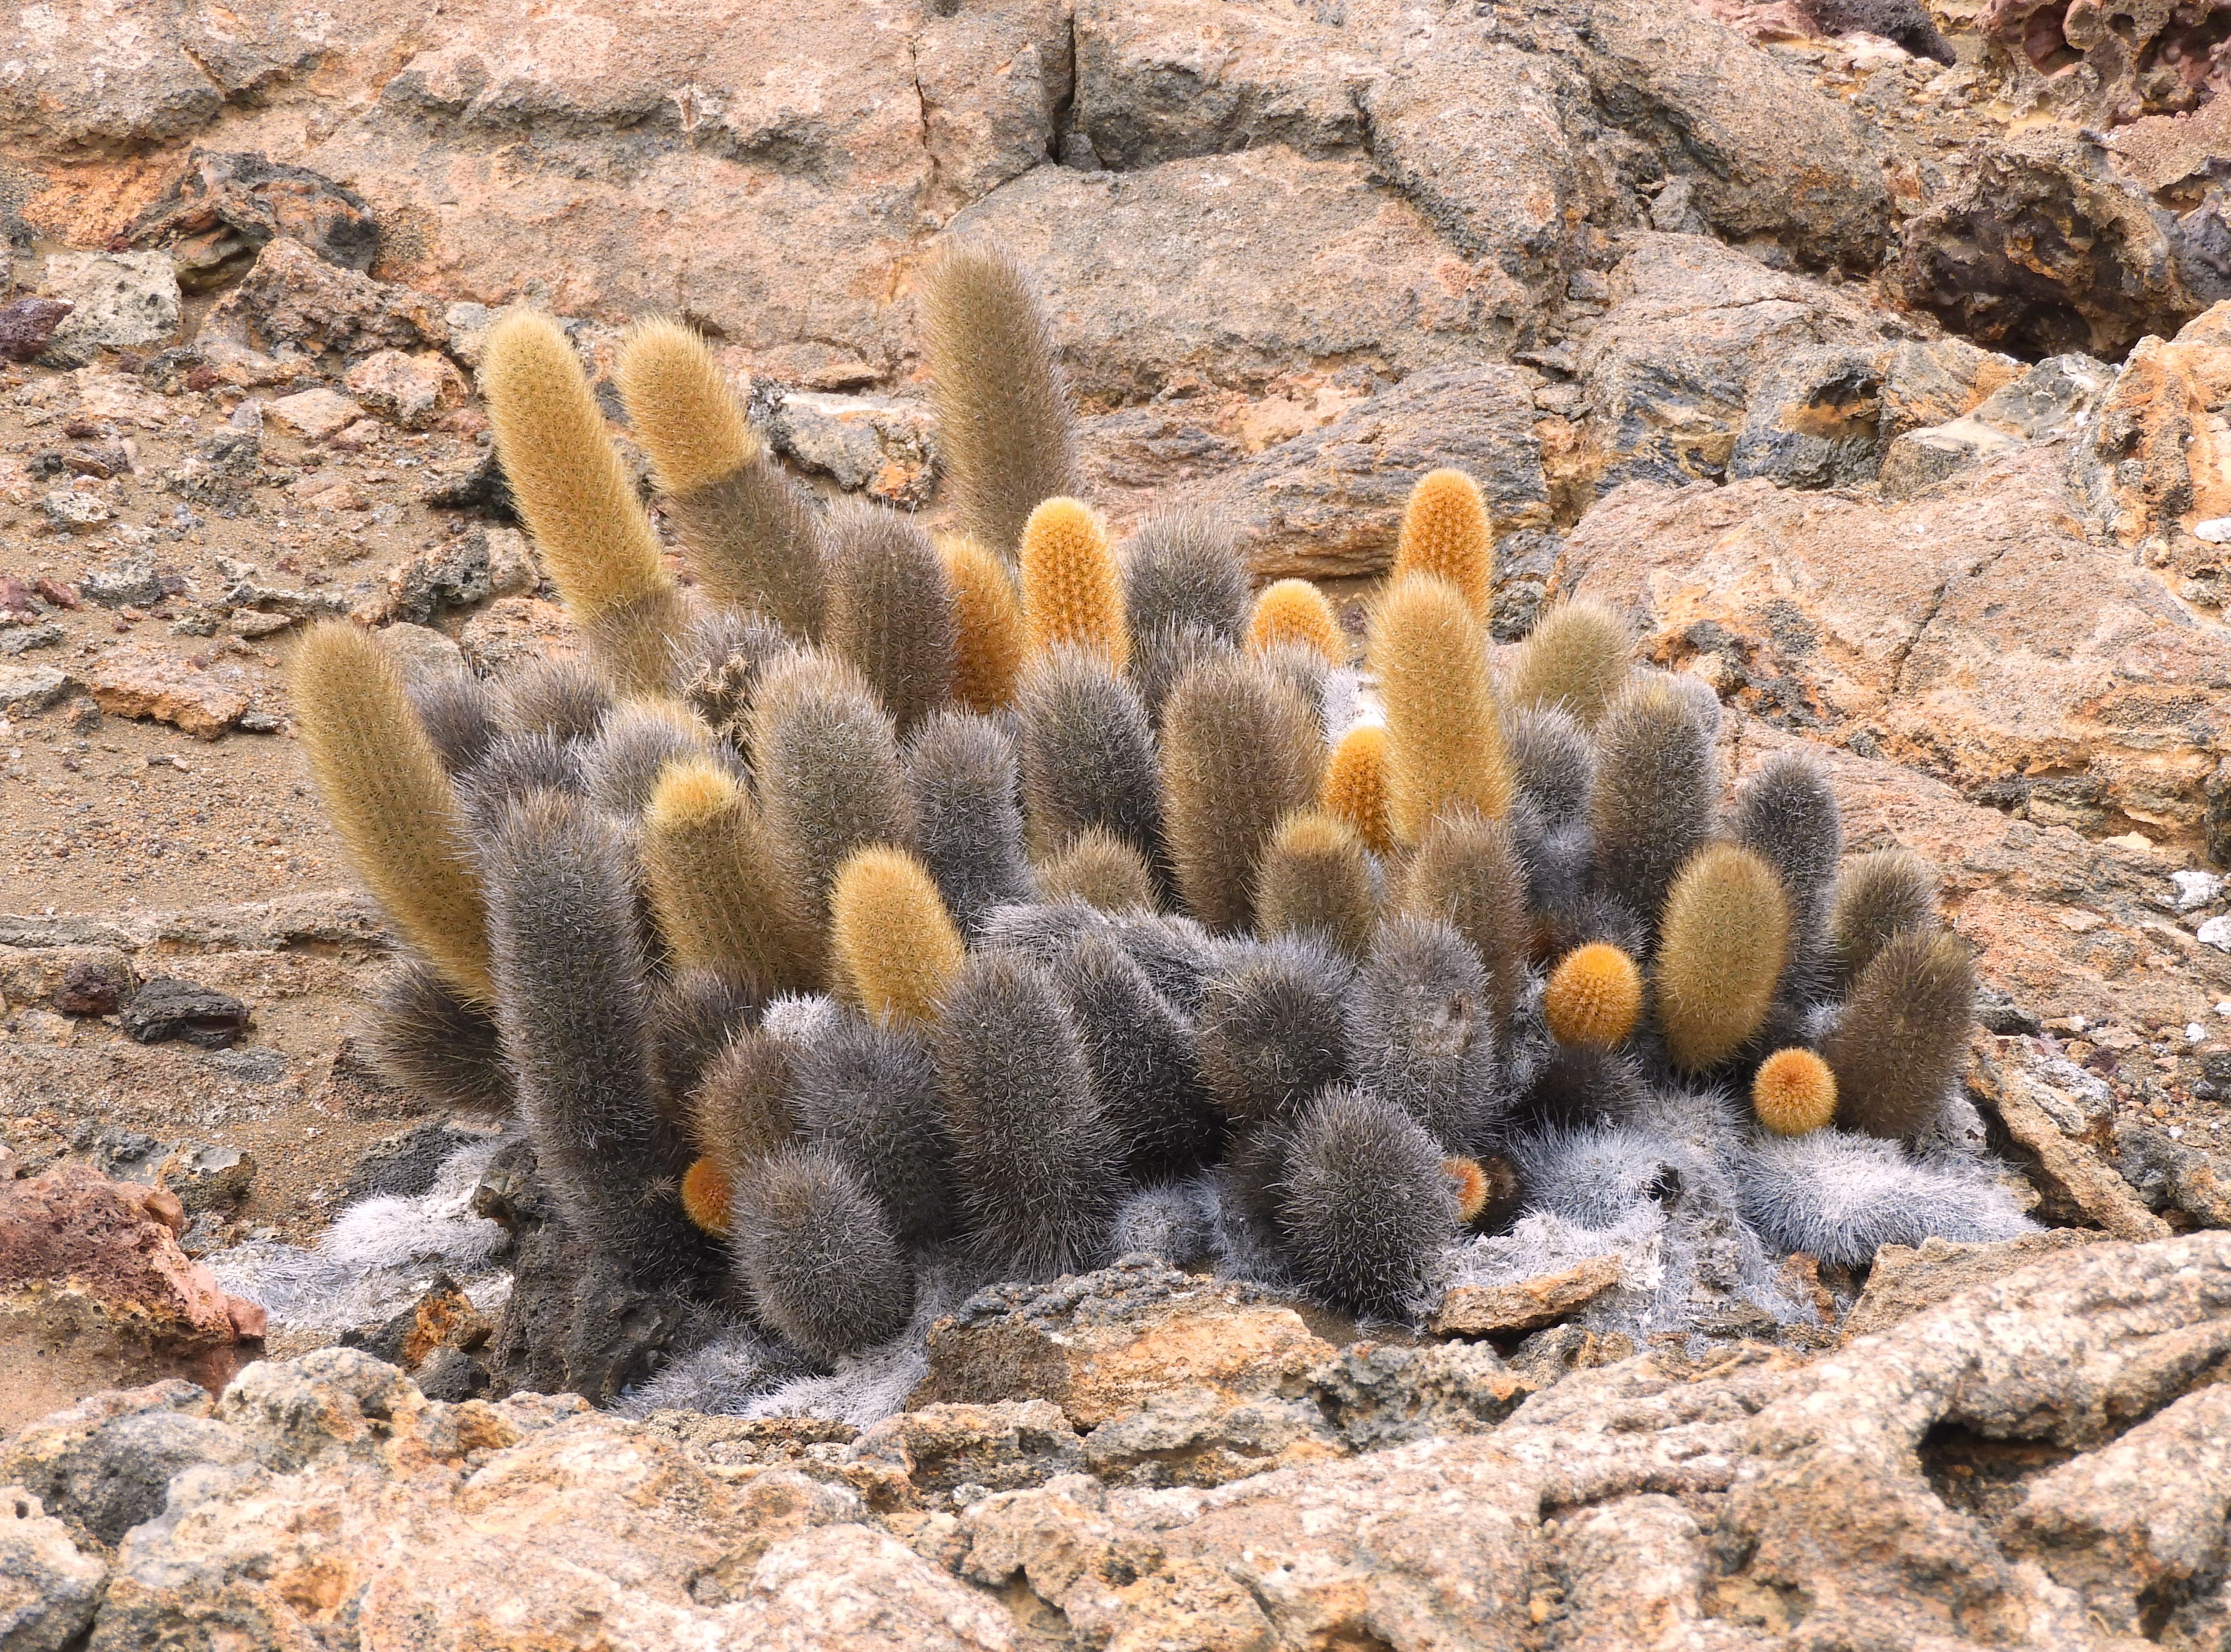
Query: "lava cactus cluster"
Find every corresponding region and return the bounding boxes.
[292,244,2030,1368]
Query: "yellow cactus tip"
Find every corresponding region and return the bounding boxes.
[1247,579,1344,665]
[1543,942,1644,1047]
[1443,1156,1491,1224]
[829,844,967,1027]
[1752,1047,1838,1137]
[647,759,737,830]
[616,315,757,496]
[680,1155,734,1237]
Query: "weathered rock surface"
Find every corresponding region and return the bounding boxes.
[0,1167,266,1435]
[948,147,1533,402]
[1563,446,2231,861]
[7,1237,2229,1650]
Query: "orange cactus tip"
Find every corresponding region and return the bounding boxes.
[1443,1156,1491,1223]
[680,1155,734,1237]
[1247,578,1345,664]
[1752,1047,1838,1137]
[1543,942,1644,1047]
[1320,723,1395,859]
[1394,468,1494,620]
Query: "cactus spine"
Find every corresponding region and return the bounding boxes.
[680,1157,734,1236]
[1247,579,1345,665]
[904,710,1034,933]
[934,949,1122,1278]
[1399,806,1529,1032]
[1160,655,1324,934]
[1591,678,1719,943]
[1505,601,1630,728]
[1543,942,1644,1048]
[917,242,1079,561]
[1122,509,1250,646]
[1829,848,1938,986]
[1275,1085,1458,1320]
[1036,828,1156,912]
[1015,647,1164,872]
[1018,497,1129,669]
[1369,574,1512,844]
[641,759,807,995]
[822,502,956,737]
[485,791,714,1286]
[747,652,911,930]
[1751,1047,1838,1137]
[828,846,967,1027]
[292,622,491,1002]
[1321,723,1396,858]
[1733,753,1844,979]
[939,535,1027,712]
[363,959,511,1113]
[1823,927,1975,1141]
[482,309,684,694]
[1654,842,1792,1071]
[1256,809,1377,959]
[1392,469,1494,621]
[615,318,756,497]
[732,1145,914,1360]
[614,318,827,639]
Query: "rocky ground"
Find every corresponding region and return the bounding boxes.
[4,0,2231,1643]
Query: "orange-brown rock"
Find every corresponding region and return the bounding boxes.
[1564,451,2231,861]
[912,1264,1335,1431]
[81,642,250,740]
[1434,1256,1624,1336]
[1734,714,2231,1028]
[0,1166,266,1433]
[2084,300,2231,588]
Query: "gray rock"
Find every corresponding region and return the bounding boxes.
[2114,1121,2231,1228]
[81,555,170,609]
[1893,127,2206,361]
[1727,344,1889,490]
[1577,233,1887,493]
[39,491,112,531]
[197,1046,289,1085]
[126,150,378,292]
[0,625,64,657]
[155,1145,256,1216]
[0,1488,106,1652]
[917,0,1070,217]
[0,665,69,715]
[37,252,182,365]
[342,1120,494,1203]
[4,1238,2229,1648]
[374,621,469,681]
[381,537,497,627]
[1362,30,1580,297]
[2002,1382,2231,1642]
[1728,1234,2231,1648]
[1531,0,1893,272]
[118,978,251,1050]
[1841,1228,2105,1340]
[1074,0,1373,170]
[0,1383,251,1551]
[758,389,934,508]
[848,1401,1084,1501]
